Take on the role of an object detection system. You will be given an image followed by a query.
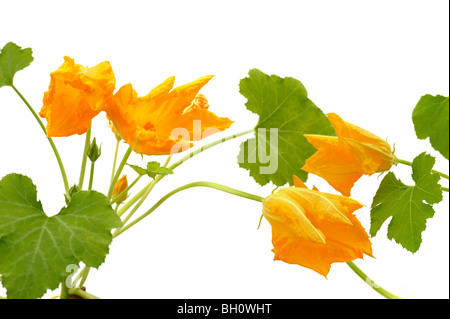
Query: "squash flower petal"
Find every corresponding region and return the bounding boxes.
[106,75,233,155]
[302,113,395,196]
[39,57,116,137]
[262,180,373,277]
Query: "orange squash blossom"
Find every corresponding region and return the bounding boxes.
[39,57,116,137]
[262,177,373,277]
[106,75,233,155]
[302,113,395,196]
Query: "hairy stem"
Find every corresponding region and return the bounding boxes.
[67,288,100,299]
[88,161,95,191]
[11,85,70,194]
[78,127,91,189]
[114,155,172,235]
[111,175,142,204]
[117,129,255,217]
[78,267,90,289]
[116,176,158,225]
[110,139,120,187]
[396,158,449,180]
[114,181,264,237]
[108,147,132,199]
[168,129,255,171]
[117,181,151,217]
[60,280,69,299]
[346,261,403,299]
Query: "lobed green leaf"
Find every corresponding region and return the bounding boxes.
[0,173,122,299]
[146,161,173,178]
[128,162,173,179]
[370,153,443,253]
[237,69,335,186]
[412,94,449,160]
[0,42,33,88]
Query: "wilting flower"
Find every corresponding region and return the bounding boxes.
[39,57,116,137]
[302,113,395,196]
[112,175,128,204]
[106,75,233,155]
[262,177,373,277]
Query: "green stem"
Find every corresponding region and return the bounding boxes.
[114,181,264,237]
[78,127,91,189]
[117,176,157,226]
[67,288,100,299]
[111,175,142,204]
[346,261,403,299]
[116,129,254,218]
[116,181,152,217]
[72,266,87,288]
[110,139,120,186]
[396,158,449,180]
[88,161,95,191]
[78,267,90,289]
[114,155,172,236]
[441,186,449,193]
[60,280,69,299]
[11,85,70,194]
[168,129,254,171]
[108,147,132,200]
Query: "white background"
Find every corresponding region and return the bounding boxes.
[0,0,448,299]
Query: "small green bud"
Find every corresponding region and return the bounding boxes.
[65,184,81,205]
[87,138,101,162]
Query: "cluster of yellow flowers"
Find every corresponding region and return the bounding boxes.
[40,57,395,277]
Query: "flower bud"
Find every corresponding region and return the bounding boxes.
[302,113,395,196]
[87,138,101,162]
[112,175,128,204]
[64,184,81,205]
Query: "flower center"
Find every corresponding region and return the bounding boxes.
[182,94,210,115]
[143,122,156,131]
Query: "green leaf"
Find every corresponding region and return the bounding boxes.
[127,161,173,179]
[238,69,336,186]
[412,94,449,160]
[146,161,173,178]
[127,164,148,176]
[370,153,443,253]
[0,42,33,88]
[0,173,122,299]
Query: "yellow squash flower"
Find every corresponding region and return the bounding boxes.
[262,177,373,277]
[302,113,395,196]
[106,75,233,155]
[112,175,128,204]
[39,57,116,137]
